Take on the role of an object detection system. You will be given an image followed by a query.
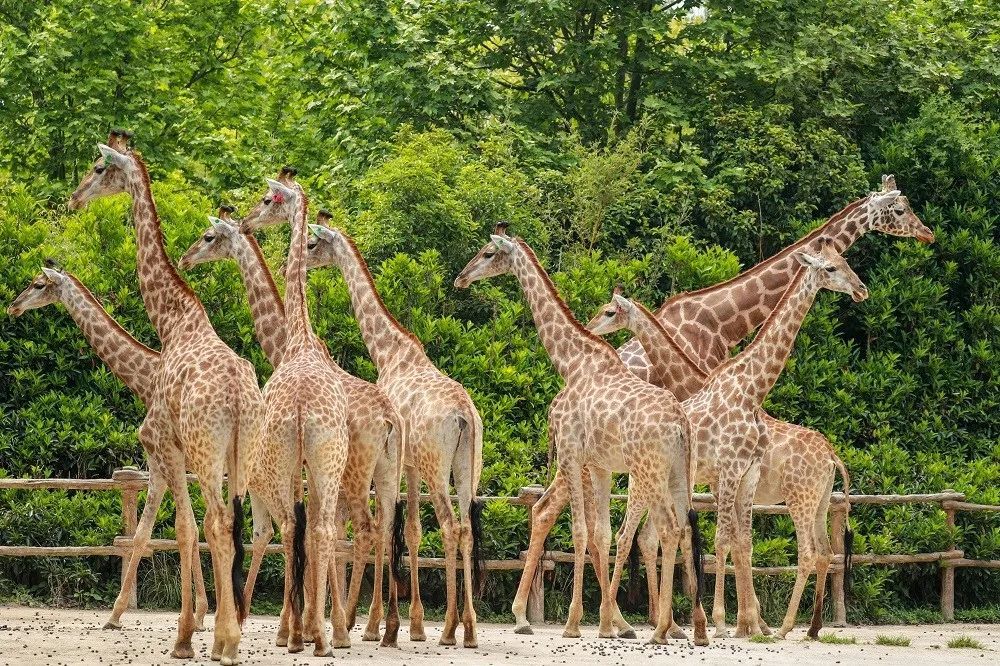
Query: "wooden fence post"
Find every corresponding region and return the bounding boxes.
[830,502,847,626]
[941,494,957,621]
[114,467,144,609]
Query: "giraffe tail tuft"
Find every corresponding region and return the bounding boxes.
[292,500,307,617]
[232,496,247,623]
[626,528,642,610]
[688,509,704,602]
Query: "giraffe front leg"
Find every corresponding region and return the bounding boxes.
[511,470,568,634]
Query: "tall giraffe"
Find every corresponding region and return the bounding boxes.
[305,218,485,649]
[238,175,351,656]
[587,285,853,639]
[179,202,403,643]
[454,226,709,645]
[68,131,263,665]
[626,241,867,638]
[6,266,210,632]
[618,179,933,374]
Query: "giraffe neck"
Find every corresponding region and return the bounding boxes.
[627,301,707,401]
[657,196,869,368]
[59,274,161,403]
[709,268,819,406]
[124,157,206,343]
[509,239,621,382]
[282,186,315,355]
[230,233,287,366]
[336,236,429,374]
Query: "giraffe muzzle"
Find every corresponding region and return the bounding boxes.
[852,284,869,302]
[7,305,23,317]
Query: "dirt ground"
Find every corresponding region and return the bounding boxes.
[0,606,995,665]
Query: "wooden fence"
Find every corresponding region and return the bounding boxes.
[2,468,999,624]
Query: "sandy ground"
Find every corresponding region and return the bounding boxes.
[0,607,995,665]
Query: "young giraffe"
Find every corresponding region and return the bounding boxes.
[586,285,853,639]
[454,225,709,646]
[6,266,211,632]
[617,177,933,375]
[68,131,263,665]
[627,241,868,639]
[179,202,403,643]
[305,216,485,649]
[239,174,353,656]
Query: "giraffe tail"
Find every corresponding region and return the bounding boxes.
[834,453,853,601]
[291,403,308,617]
[626,526,642,610]
[227,384,247,623]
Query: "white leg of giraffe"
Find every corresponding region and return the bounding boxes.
[562,462,588,639]
[403,464,426,641]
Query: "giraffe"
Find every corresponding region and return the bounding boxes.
[238,174,352,656]
[178,201,403,643]
[592,240,869,639]
[6,266,210,633]
[586,285,853,639]
[304,217,485,649]
[617,177,933,375]
[454,225,709,645]
[68,130,263,665]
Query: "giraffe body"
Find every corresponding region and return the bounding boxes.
[454,230,709,646]
[179,207,402,643]
[307,223,484,648]
[239,175,351,656]
[69,133,263,665]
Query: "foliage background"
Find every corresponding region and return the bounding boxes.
[1,0,998,624]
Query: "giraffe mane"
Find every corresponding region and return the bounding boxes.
[66,272,160,359]
[340,231,424,348]
[629,298,707,379]
[655,196,867,315]
[705,266,808,382]
[130,153,199,302]
[514,238,621,359]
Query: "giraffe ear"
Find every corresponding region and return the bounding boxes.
[309,224,335,241]
[265,178,297,201]
[612,294,632,311]
[489,234,514,252]
[882,174,897,191]
[793,251,824,269]
[870,190,900,210]
[97,143,132,170]
[41,267,65,283]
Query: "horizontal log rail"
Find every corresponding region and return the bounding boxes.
[0,469,997,624]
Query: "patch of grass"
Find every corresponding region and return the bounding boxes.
[955,607,1000,624]
[749,634,777,644]
[875,635,910,647]
[818,632,857,645]
[947,635,985,650]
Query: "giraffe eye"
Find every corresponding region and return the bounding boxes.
[204,233,215,242]
[263,197,272,205]
[483,251,495,259]
[824,266,837,273]
[307,239,318,250]
[605,310,616,317]
[33,282,45,289]
[94,165,106,174]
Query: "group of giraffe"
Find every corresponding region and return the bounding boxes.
[6,129,935,662]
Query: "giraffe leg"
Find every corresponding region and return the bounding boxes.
[104,463,168,630]
[777,499,818,639]
[309,463,351,654]
[714,478,741,639]
[636,518,660,627]
[589,468,628,639]
[365,452,396,642]
[169,470,198,661]
[301,491,322,644]
[713,536,730,638]
[242,491,275,625]
[808,488,835,640]
[430,486,460,645]
[563,464,588,639]
[609,491,645,640]
[511,470,569,633]
[453,440,480,648]
[203,488,242,665]
[665,519,693,640]
[343,480,376,632]
[732,464,763,638]
[649,504,682,644]
[192,530,209,632]
[403,464,426,641]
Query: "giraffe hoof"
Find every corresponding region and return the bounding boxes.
[334,638,351,649]
[464,638,479,649]
[410,631,427,642]
[171,644,195,659]
[102,621,122,631]
[562,629,582,639]
[647,635,666,645]
[669,626,688,640]
[760,624,773,636]
[513,625,533,635]
[694,635,710,647]
[714,629,729,639]
[380,637,399,649]
[220,656,240,666]
[439,635,457,646]
[275,636,288,647]
[619,629,637,640]
[313,646,333,657]
[363,630,381,642]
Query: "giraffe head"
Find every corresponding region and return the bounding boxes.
[7,265,67,316]
[794,240,869,302]
[585,285,639,336]
[866,175,935,243]
[178,213,242,270]
[453,221,515,288]
[68,130,136,210]
[240,166,300,232]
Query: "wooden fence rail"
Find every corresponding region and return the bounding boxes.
[1,469,999,624]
